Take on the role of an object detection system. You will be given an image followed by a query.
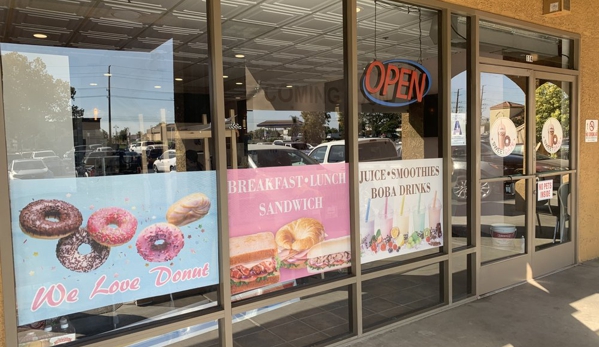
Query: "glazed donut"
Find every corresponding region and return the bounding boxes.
[504,135,511,147]
[19,199,82,239]
[136,223,185,262]
[56,228,110,273]
[166,193,211,226]
[87,207,138,247]
[275,218,325,251]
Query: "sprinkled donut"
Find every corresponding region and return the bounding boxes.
[87,207,138,247]
[136,223,184,262]
[19,199,82,239]
[166,193,211,226]
[56,228,110,273]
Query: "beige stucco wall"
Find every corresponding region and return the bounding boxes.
[445,0,599,261]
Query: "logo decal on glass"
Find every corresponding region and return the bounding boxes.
[541,118,563,154]
[490,117,517,157]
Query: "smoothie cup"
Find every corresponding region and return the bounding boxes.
[374,208,394,239]
[396,214,410,242]
[428,198,442,230]
[412,205,425,233]
[360,219,375,241]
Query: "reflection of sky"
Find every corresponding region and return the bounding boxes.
[451,71,526,120]
[1,42,175,135]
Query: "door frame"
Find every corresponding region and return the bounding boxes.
[475,65,577,294]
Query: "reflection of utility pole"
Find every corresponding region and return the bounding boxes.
[454,89,461,113]
[113,125,119,144]
[106,65,112,141]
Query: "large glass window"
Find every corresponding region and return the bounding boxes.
[1,1,220,345]
[356,1,443,271]
[222,0,350,302]
[479,20,574,69]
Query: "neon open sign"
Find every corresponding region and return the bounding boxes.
[361,59,432,107]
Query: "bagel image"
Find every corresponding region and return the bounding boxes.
[275,218,325,269]
[504,135,511,147]
[166,192,211,227]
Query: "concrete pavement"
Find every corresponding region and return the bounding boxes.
[340,259,599,347]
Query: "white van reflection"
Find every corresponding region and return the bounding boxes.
[9,159,53,180]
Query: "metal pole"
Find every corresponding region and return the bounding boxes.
[107,65,112,142]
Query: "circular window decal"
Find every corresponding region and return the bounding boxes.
[541,118,563,154]
[490,118,517,157]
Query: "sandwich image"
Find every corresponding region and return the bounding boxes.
[275,217,326,269]
[230,232,279,294]
[306,236,351,274]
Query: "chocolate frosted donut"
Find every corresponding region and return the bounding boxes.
[20,199,83,239]
[56,228,110,273]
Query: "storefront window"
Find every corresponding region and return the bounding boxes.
[356,1,442,271]
[479,20,574,69]
[450,15,469,249]
[1,1,220,345]
[222,0,350,301]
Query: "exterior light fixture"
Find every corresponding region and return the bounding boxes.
[33,33,47,39]
[235,54,245,58]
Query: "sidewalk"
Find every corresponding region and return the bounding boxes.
[341,259,599,347]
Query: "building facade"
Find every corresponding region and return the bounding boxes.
[0,0,595,346]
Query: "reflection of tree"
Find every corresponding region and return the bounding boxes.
[535,83,570,143]
[359,112,400,138]
[71,87,84,118]
[3,52,71,153]
[289,115,301,141]
[300,111,330,145]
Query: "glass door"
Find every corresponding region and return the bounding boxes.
[478,66,534,293]
[477,67,577,293]
[531,73,576,276]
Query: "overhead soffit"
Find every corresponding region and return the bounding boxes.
[0,0,439,97]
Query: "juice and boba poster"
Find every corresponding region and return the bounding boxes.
[358,158,444,263]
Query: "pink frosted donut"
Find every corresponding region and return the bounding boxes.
[136,223,184,262]
[87,207,138,247]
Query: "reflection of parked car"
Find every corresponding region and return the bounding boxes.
[9,159,53,180]
[451,142,569,200]
[77,150,141,177]
[247,144,319,168]
[134,141,162,154]
[284,142,310,154]
[146,148,164,169]
[153,150,176,173]
[451,145,503,200]
[308,138,399,164]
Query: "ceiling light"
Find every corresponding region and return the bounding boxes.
[154,85,162,89]
[236,82,243,85]
[89,83,98,86]
[223,75,228,79]
[175,78,183,81]
[356,7,362,13]
[33,33,47,39]
[286,85,293,88]
[235,54,245,58]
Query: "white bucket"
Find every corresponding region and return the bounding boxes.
[491,223,516,248]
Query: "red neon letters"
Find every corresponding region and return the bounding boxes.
[363,60,428,103]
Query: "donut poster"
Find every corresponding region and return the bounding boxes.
[358,158,444,263]
[227,163,350,295]
[9,173,219,325]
